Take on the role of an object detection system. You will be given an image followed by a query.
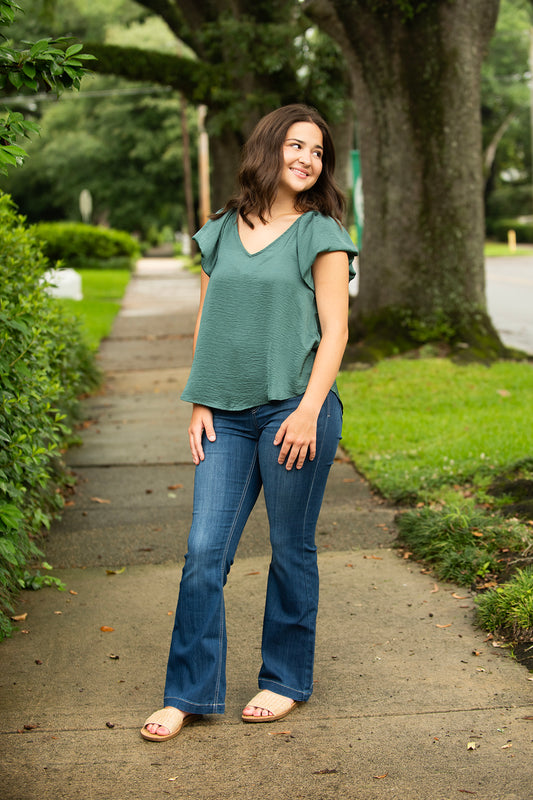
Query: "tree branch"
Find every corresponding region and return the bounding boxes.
[85,42,214,104]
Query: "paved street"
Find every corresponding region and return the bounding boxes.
[486,255,533,354]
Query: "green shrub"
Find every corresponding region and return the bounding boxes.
[488,218,533,244]
[0,193,100,639]
[32,221,140,269]
[485,185,532,223]
[476,568,533,640]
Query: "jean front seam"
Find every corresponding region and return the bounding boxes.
[299,397,330,694]
[213,440,260,706]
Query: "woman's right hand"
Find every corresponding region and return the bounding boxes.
[188,404,216,465]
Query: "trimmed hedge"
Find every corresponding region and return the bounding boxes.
[32,221,141,269]
[0,194,100,639]
[488,218,533,244]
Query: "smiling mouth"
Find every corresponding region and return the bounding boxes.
[290,167,309,178]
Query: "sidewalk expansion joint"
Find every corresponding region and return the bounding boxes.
[69,461,195,469]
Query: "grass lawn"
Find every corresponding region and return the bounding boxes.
[57,269,131,349]
[338,358,533,625]
[338,358,533,503]
[484,242,533,257]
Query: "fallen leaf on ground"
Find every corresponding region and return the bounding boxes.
[106,722,115,729]
[501,742,512,749]
[64,501,75,507]
[268,730,291,736]
[522,715,533,719]
[458,790,476,795]
[373,773,388,779]
[24,724,38,730]
[436,623,452,628]
[403,551,412,559]
[452,593,468,599]
[312,768,338,775]
[11,613,28,622]
[100,626,114,632]
[467,742,477,750]
[91,497,111,504]
[168,482,183,490]
[108,654,119,660]
[363,555,383,560]
[430,583,439,593]
[105,567,126,575]
[53,611,62,615]
[343,478,355,483]
[69,590,78,596]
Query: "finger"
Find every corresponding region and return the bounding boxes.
[292,444,310,471]
[204,421,216,443]
[273,421,287,447]
[285,443,305,471]
[278,440,292,465]
[308,440,316,462]
[189,430,202,465]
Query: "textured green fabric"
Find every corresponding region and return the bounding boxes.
[181,210,357,410]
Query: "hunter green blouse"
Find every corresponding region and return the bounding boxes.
[181,210,357,410]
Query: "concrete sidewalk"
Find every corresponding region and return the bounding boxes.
[1,258,532,800]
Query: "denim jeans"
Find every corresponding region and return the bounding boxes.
[163,391,342,714]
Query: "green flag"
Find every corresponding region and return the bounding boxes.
[351,150,364,250]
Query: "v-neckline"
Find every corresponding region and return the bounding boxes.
[236,212,306,257]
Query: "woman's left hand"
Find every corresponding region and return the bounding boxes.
[273,406,318,470]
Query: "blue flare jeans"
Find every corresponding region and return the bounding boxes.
[163,391,342,714]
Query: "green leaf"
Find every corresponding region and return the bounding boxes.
[22,62,36,79]
[65,43,83,58]
[2,144,28,158]
[0,150,18,166]
[8,71,23,89]
[29,39,53,58]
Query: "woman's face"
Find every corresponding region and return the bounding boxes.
[278,121,324,197]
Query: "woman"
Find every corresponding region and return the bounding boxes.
[142,104,357,741]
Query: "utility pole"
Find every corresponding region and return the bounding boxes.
[198,105,211,226]
[180,93,196,254]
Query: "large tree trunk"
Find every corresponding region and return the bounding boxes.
[307,0,507,359]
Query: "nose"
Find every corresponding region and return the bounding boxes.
[298,149,311,166]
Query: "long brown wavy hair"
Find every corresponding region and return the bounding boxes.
[213,104,346,227]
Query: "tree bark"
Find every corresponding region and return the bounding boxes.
[306,0,505,355]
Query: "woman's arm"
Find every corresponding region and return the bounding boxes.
[188,269,216,464]
[274,250,350,470]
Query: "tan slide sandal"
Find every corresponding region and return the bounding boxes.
[242,690,299,723]
[141,707,201,741]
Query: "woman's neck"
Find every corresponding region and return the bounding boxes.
[265,191,299,223]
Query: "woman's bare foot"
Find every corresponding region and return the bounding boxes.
[145,706,189,736]
[241,704,273,719]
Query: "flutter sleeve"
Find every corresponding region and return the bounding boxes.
[296,212,358,290]
[192,211,232,275]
